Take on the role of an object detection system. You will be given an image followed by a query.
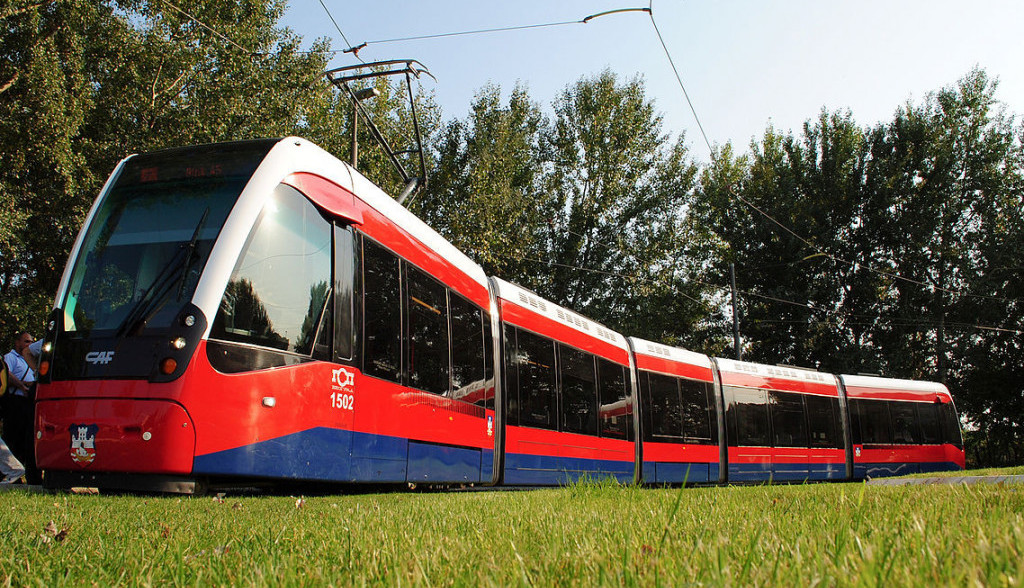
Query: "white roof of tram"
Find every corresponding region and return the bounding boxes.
[628,337,712,369]
[490,278,628,350]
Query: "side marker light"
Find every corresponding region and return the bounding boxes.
[160,358,178,374]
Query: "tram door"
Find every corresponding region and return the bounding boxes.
[766,391,810,481]
[725,386,772,482]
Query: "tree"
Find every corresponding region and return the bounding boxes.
[0,0,339,337]
[692,112,874,369]
[415,83,548,285]
[0,0,97,337]
[536,71,704,341]
[692,69,1023,465]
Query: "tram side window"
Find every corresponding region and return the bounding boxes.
[483,314,494,405]
[212,184,332,355]
[853,399,893,445]
[726,386,770,447]
[769,391,808,448]
[333,225,355,362]
[644,372,684,442]
[805,395,841,448]
[503,325,520,426]
[450,293,488,405]
[890,401,921,444]
[515,328,557,430]
[406,266,450,395]
[361,237,402,382]
[598,358,631,441]
[312,286,332,361]
[558,344,598,436]
[916,403,943,444]
[680,378,714,444]
[942,402,964,449]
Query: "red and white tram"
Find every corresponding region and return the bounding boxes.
[33,138,965,492]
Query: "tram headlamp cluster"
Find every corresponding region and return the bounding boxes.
[39,339,53,374]
[150,304,207,383]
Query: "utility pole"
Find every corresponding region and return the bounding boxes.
[730,263,742,361]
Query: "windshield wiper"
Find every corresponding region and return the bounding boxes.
[116,208,210,337]
[177,207,210,299]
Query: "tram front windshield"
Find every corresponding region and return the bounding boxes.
[62,141,275,336]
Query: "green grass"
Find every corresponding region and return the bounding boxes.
[2,479,1023,586]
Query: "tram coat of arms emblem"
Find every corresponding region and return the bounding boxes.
[69,424,99,466]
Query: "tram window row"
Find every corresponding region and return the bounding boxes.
[503,325,633,440]
[637,371,718,445]
[849,398,963,448]
[361,234,493,403]
[723,386,844,449]
[206,184,495,401]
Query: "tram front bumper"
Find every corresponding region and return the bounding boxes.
[35,398,196,475]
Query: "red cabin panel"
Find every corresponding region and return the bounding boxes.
[36,398,195,474]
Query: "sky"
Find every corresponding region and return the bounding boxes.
[281,1,1023,160]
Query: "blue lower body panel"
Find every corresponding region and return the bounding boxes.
[641,462,716,484]
[855,462,917,479]
[918,461,962,475]
[194,427,355,480]
[407,441,481,483]
[351,429,407,481]
[855,461,962,479]
[195,428,489,484]
[808,462,846,481]
[771,462,809,482]
[729,462,771,483]
[730,462,848,483]
[503,453,633,485]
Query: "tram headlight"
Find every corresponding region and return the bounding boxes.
[171,337,187,350]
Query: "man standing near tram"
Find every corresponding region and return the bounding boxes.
[4,331,41,484]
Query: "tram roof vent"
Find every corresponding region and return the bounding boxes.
[775,363,818,372]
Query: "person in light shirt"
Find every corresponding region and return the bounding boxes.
[3,331,39,483]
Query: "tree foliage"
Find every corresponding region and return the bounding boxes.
[689,69,1023,465]
[0,0,436,338]
[414,82,546,282]
[420,72,709,343]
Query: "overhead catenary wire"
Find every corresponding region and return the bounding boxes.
[158,0,254,55]
[646,2,714,156]
[520,256,708,308]
[506,252,1023,336]
[543,219,1022,333]
[317,0,364,63]
[728,185,1019,305]
[339,7,651,52]
[644,26,1020,309]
